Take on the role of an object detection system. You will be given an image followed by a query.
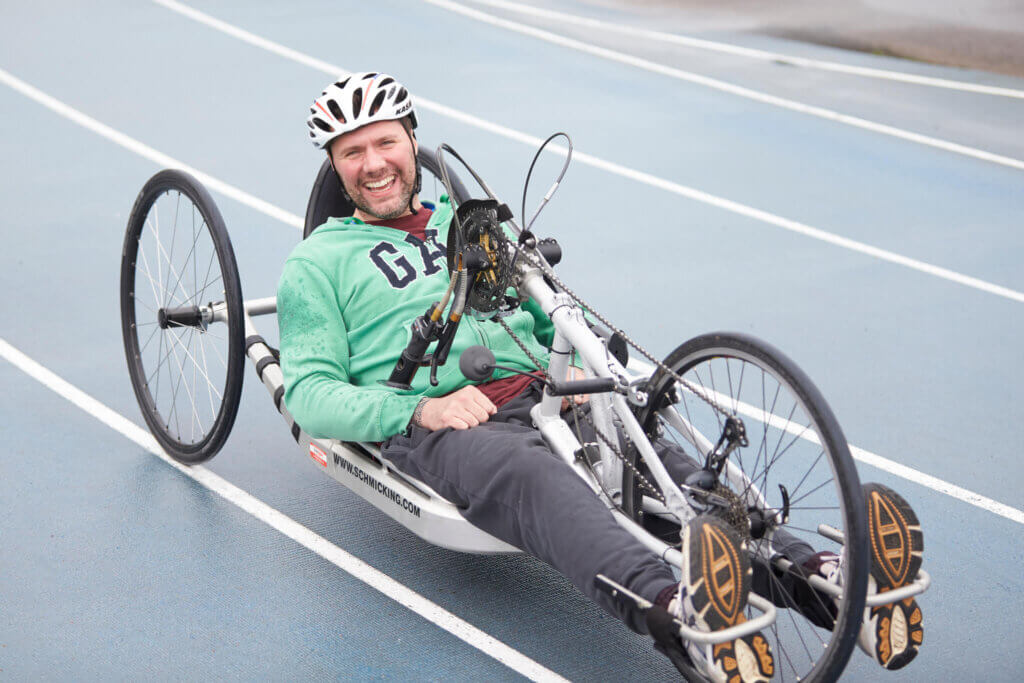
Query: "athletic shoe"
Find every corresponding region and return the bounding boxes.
[806,483,924,670]
[674,515,774,682]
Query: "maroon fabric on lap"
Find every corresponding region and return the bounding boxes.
[478,373,542,410]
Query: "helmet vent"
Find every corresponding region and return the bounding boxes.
[352,88,364,117]
[312,117,334,133]
[335,77,350,89]
[326,99,346,123]
[364,72,378,80]
[368,91,386,117]
[378,77,394,87]
[394,87,408,104]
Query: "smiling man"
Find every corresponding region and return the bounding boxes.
[280,72,924,681]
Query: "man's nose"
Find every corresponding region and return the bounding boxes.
[363,147,387,173]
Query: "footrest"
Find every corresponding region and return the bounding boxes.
[594,574,778,645]
[772,524,932,605]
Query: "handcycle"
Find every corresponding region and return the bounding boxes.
[119,140,929,682]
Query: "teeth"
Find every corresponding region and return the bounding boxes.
[365,175,395,190]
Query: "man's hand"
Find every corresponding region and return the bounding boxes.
[562,366,589,411]
[418,385,497,431]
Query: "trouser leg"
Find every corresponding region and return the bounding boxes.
[381,386,677,633]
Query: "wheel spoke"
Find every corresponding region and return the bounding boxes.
[161,193,181,309]
[790,449,827,498]
[138,321,160,355]
[163,203,207,309]
[164,325,224,402]
[166,327,207,442]
[135,237,164,309]
[197,326,218,423]
[149,214,196,310]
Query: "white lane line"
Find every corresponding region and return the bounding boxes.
[2,65,1022,524]
[139,4,1024,305]
[720,382,1024,526]
[422,0,1024,172]
[0,337,568,682]
[847,444,1024,526]
[461,0,1024,99]
[628,358,1024,526]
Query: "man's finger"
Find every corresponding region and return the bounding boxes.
[475,393,497,414]
[465,402,491,424]
[463,385,496,413]
[449,415,471,430]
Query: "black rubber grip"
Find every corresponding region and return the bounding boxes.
[255,355,277,380]
[245,335,266,352]
[291,422,301,442]
[537,238,562,266]
[545,377,617,396]
[273,385,285,411]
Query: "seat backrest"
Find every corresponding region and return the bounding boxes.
[302,147,470,239]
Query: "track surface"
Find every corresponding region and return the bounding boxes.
[2,1,1023,680]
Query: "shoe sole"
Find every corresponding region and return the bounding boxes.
[862,483,925,670]
[866,596,924,670]
[864,483,924,591]
[682,516,774,682]
[682,515,751,631]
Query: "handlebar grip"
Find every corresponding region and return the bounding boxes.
[545,377,616,396]
[387,316,436,387]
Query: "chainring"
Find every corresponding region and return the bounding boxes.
[446,198,514,313]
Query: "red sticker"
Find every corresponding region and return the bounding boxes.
[309,443,328,467]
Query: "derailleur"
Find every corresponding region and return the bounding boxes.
[704,415,748,475]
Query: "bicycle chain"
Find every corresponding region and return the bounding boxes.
[511,243,734,422]
[496,316,665,504]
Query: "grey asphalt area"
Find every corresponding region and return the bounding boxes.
[592,0,1024,76]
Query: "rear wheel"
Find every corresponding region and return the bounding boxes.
[120,169,244,464]
[633,332,869,682]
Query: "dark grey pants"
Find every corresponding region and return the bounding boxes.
[381,383,813,633]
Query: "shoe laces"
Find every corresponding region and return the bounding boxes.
[804,550,843,585]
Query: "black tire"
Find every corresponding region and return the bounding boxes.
[632,332,869,683]
[120,169,244,464]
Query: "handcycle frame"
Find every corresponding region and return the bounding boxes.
[234,241,925,649]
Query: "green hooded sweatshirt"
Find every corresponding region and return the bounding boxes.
[277,197,553,442]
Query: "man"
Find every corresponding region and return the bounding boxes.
[281,72,924,679]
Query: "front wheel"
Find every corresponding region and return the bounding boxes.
[120,169,244,464]
[632,332,869,683]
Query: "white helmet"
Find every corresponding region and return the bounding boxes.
[306,72,418,150]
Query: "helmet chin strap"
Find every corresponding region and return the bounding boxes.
[405,125,421,216]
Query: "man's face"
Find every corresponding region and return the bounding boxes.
[330,120,419,221]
